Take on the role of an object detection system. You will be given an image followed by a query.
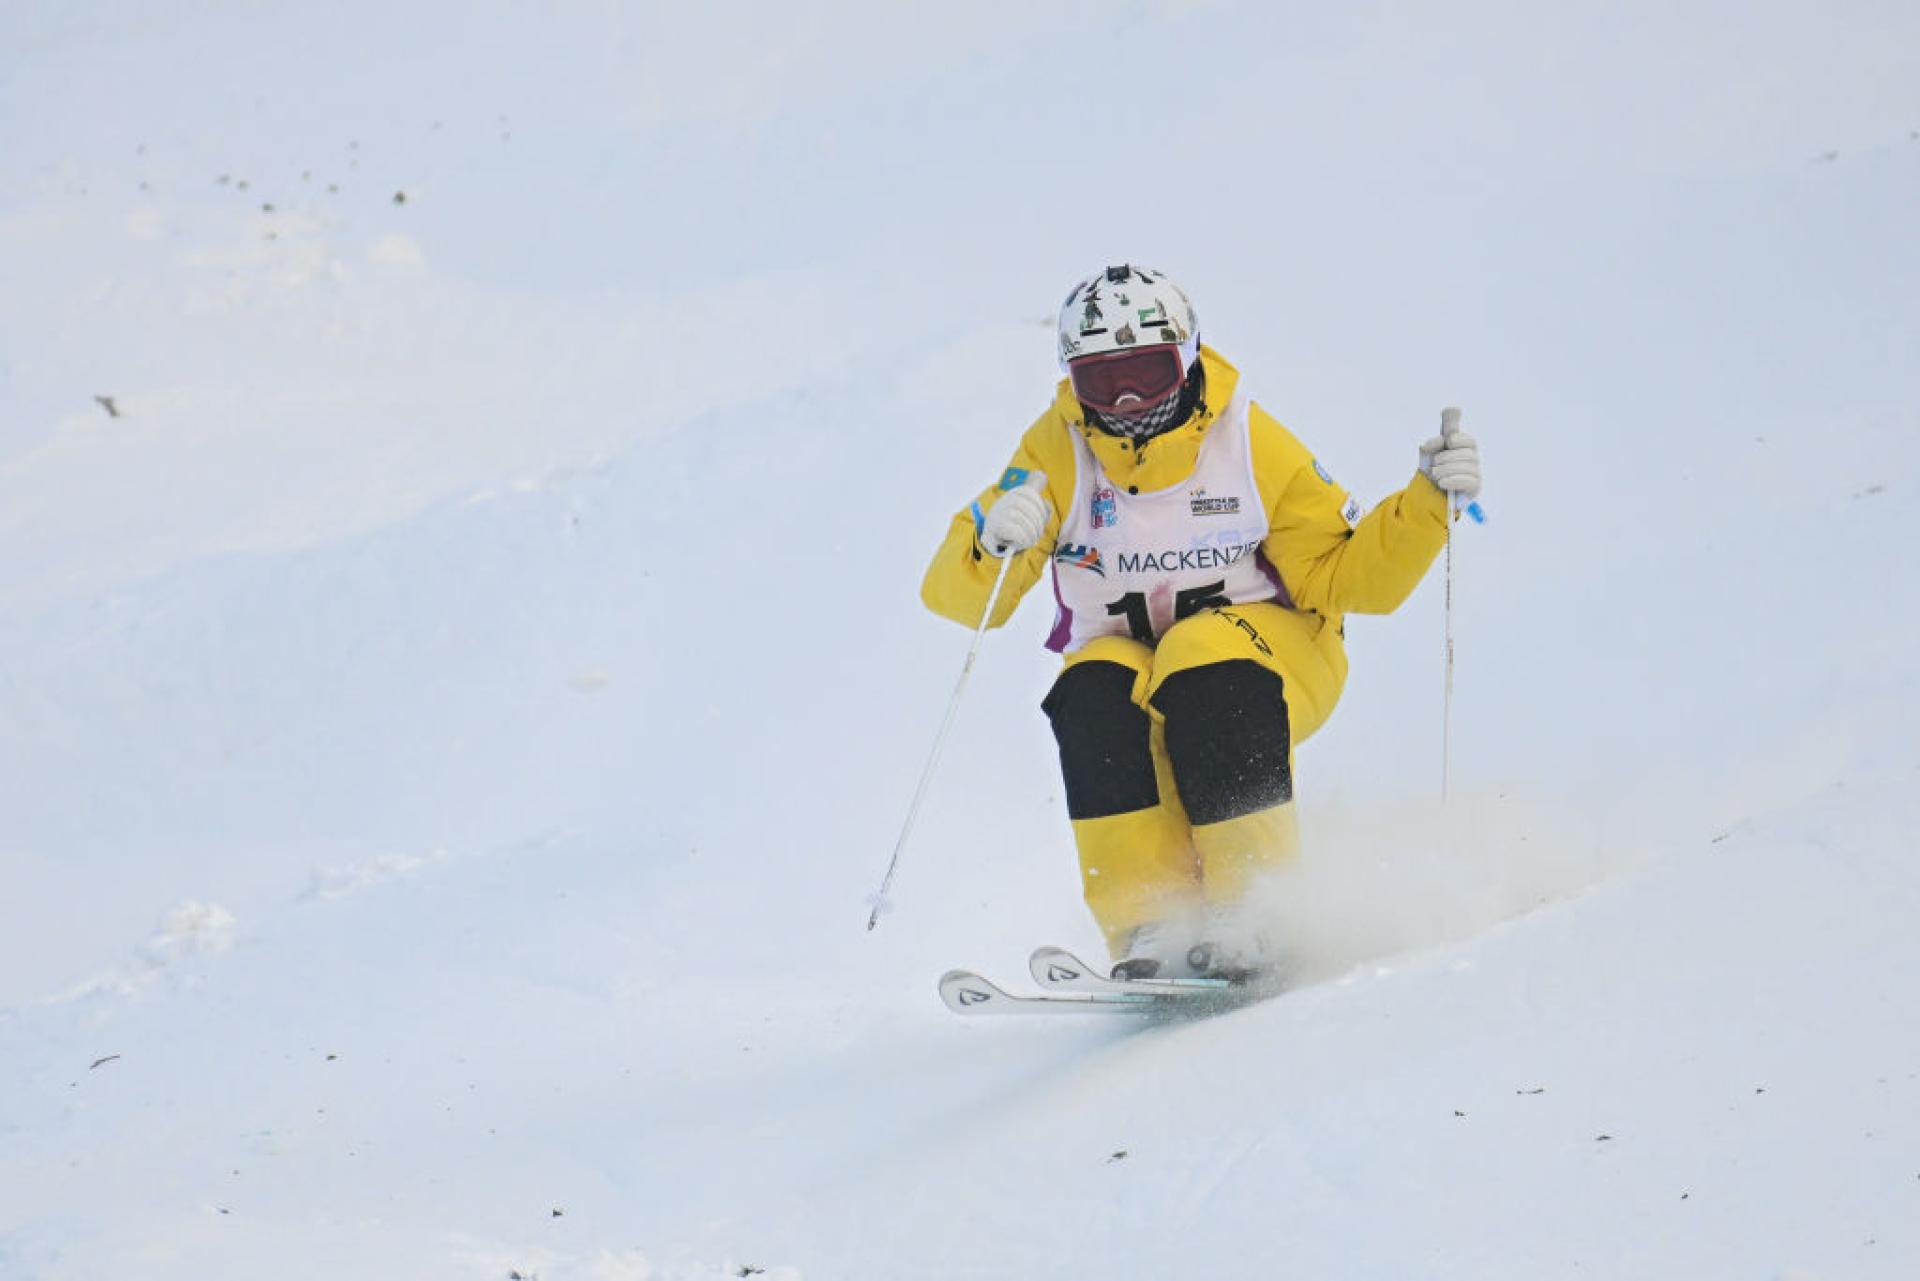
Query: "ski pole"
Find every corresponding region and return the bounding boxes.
[1439,406,1484,803]
[867,552,1017,931]
[1443,481,1457,804]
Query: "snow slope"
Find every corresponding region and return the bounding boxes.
[3,3,1918,1277]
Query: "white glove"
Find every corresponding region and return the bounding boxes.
[1419,407,1481,500]
[979,470,1050,558]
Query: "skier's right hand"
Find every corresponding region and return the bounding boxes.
[979,470,1050,558]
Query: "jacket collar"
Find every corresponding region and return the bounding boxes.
[1052,345,1242,493]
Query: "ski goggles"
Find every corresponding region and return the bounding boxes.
[1067,344,1187,414]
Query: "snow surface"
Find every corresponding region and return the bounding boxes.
[3,2,1919,1277]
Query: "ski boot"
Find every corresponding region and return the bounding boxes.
[1185,909,1281,986]
[1110,920,1195,981]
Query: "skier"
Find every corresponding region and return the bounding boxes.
[920,265,1481,983]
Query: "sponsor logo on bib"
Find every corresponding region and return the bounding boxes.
[1090,486,1119,530]
[1189,489,1240,517]
[1054,543,1107,577]
[1114,539,1262,575]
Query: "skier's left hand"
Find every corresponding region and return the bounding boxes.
[1419,408,1481,499]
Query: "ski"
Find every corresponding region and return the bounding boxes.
[938,950,1251,1017]
[938,968,1167,1016]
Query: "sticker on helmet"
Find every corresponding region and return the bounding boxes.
[1342,496,1363,527]
[1313,459,1336,486]
[1078,298,1105,335]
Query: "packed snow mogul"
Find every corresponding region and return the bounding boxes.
[920,264,1482,984]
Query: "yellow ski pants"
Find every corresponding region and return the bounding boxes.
[1045,603,1347,955]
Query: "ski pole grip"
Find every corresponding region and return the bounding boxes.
[1439,406,1486,523]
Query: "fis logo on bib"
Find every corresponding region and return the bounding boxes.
[1090,486,1119,530]
[1054,543,1106,577]
[1190,488,1240,517]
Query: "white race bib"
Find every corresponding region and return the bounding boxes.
[1045,394,1285,653]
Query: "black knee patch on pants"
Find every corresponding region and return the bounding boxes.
[1151,660,1293,825]
[1042,661,1159,821]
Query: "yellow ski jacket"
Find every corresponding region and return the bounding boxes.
[921,346,1449,691]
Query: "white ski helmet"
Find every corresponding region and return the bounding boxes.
[1056,264,1199,370]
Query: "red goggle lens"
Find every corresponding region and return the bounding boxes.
[1068,346,1186,412]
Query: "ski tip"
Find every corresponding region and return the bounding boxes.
[1028,945,1097,988]
[938,969,1009,1013]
